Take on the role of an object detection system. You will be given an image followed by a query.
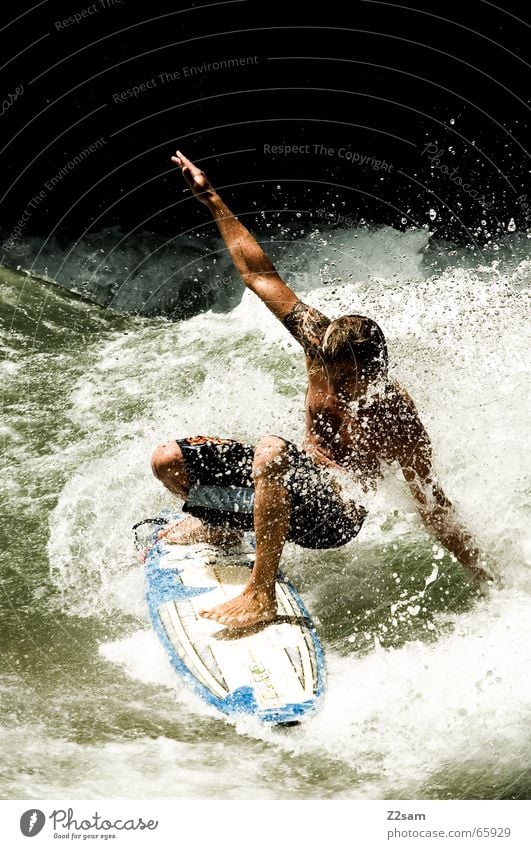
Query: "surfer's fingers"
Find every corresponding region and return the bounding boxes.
[174,149,190,165]
[171,155,192,180]
[175,150,203,177]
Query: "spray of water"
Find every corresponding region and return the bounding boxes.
[21,222,531,797]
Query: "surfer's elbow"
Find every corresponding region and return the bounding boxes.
[409,474,453,517]
[417,501,452,534]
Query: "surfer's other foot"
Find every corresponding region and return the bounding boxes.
[199,588,277,628]
[158,517,242,548]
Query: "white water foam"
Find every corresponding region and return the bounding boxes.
[45,224,530,796]
[254,589,531,798]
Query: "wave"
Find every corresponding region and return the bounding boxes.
[3,222,529,318]
[4,219,529,798]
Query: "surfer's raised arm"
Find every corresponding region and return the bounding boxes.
[172,150,319,329]
[395,393,494,585]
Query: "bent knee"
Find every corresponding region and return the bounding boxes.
[150,441,185,480]
[252,436,289,478]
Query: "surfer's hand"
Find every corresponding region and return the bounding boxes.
[171,150,217,205]
[462,550,503,595]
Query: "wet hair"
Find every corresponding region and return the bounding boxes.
[321,314,388,380]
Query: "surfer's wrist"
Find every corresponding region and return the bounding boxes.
[205,192,223,212]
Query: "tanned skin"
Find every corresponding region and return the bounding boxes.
[151,150,494,629]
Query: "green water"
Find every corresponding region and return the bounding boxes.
[1,230,530,799]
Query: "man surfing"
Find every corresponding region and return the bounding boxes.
[150,150,494,629]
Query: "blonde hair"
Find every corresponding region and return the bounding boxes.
[321,315,388,379]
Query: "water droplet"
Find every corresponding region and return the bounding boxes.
[429,208,437,220]
[450,118,455,125]
[507,217,516,232]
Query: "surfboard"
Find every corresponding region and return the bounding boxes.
[135,513,326,725]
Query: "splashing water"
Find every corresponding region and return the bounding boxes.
[1,224,530,799]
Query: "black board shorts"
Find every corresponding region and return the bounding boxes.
[176,435,367,550]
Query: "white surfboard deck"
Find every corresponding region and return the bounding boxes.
[142,520,325,725]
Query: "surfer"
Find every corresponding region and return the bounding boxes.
[150,150,494,628]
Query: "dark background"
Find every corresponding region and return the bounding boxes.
[1,0,529,249]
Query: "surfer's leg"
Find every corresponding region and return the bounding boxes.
[156,516,242,547]
[200,436,290,627]
[150,441,242,546]
[151,441,190,498]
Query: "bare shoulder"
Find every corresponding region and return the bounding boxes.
[282,300,331,357]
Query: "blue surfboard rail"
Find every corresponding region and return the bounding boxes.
[139,513,326,725]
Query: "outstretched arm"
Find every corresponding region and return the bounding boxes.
[172,150,298,321]
[395,393,495,584]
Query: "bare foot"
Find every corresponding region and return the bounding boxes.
[158,517,242,548]
[199,588,277,628]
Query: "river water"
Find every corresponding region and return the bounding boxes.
[1,224,530,799]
